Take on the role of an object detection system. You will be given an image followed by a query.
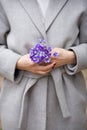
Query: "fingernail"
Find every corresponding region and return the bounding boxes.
[52,63,56,69]
[53,63,56,66]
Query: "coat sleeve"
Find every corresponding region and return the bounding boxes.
[0,2,23,83]
[65,2,87,75]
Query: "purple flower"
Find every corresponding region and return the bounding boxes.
[53,52,59,57]
[30,39,59,64]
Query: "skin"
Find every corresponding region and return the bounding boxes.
[16,48,76,75]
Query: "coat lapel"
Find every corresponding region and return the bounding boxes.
[45,0,69,31]
[19,0,47,39]
[19,0,69,37]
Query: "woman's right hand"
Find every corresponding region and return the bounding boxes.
[16,54,56,75]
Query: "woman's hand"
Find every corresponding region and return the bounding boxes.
[51,48,76,68]
[16,54,56,75]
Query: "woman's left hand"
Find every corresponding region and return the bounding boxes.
[51,48,76,68]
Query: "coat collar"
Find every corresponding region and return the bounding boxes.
[19,0,69,38]
[45,0,69,31]
[19,0,46,39]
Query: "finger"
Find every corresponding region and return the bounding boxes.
[36,69,52,75]
[38,62,56,71]
[35,65,54,75]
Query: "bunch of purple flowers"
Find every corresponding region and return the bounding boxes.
[30,39,58,64]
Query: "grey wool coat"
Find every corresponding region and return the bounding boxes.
[0,0,87,130]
